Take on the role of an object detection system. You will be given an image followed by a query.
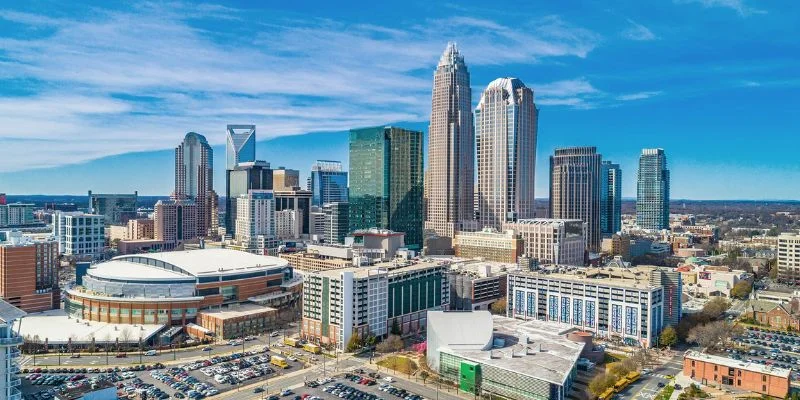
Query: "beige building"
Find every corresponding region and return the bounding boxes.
[154,199,198,250]
[424,42,474,239]
[778,232,800,284]
[108,224,128,242]
[503,219,586,266]
[279,251,350,273]
[273,167,300,191]
[453,228,523,263]
[127,218,154,240]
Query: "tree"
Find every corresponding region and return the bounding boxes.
[660,325,678,348]
[490,299,507,315]
[730,280,753,300]
[119,327,132,349]
[377,334,404,354]
[768,258,779,280]
[702,297,730,319]
[589,373,617,396]
[608,362,631,378]
[346,333,362,352]
[419,371,429,384]
[687,320,731,350]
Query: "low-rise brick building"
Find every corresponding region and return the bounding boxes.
[749,300,800,331]
[683,351,790,398]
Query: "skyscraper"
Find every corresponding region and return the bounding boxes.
[349,126,423,249]
[310,160,349,207]
[154,199,198,249]
[273,167,301,191]
[475,77,538,230]
[174,132,217,237]
[225,124,256,170]
[549,147,602,251]
[424,42,474,238]
[88,190,138,225]
[600,161,622,236]
[224,161,272,235]
[637,148,670,230]
[235,190,276,251]
[323,202,349,244]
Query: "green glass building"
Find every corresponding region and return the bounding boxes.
[348,126,424,249]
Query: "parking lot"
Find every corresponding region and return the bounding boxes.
[726,326,800,380]
[292,370,435,400]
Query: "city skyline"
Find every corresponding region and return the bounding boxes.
[1,1,798,200]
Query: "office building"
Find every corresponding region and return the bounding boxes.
[683,351,789,398]
[349,126,423,249]
[174,132,217,237]
[309,208,326,239]
[453,228,523,263]
[600,162,622,236]
[636,149,670,231]
[224,160,272,235]
[549,147,602,251]
[0,300,25,400]
[235,190,277,254]
[154,199,198,249]
[777,232,800,284]
[126,218,154,240]
[427,312,584,400]
[508,266,668,347]
[275,209,301,240]
[448,261,510,310]
[274,189,312,236]
[301,259,449,350]
[323,202,349,244]
[503,219,587,266]
[0,231,60,313]
[475,77,537,230]
[279,247,351,273]
[649,267,682,328]
[425,42,475,239]
[273,167,300,191]
[52,211,106,256]
[0,203,35,228]
[310,160,348,207]
[225,124,256,170]
[87,191,138,225]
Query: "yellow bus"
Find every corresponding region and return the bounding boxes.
[599,388,615,400]
[613,378,630,393]
[303,343,321,354]
[283,337,300,347]
[270,355,289,369]
[626,371,641,383]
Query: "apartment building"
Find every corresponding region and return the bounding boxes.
[52,211,106,256]
[0,300,26,400]
[0,231,60,313]
[777,232,800,284]
[453,228,523,263]
[503,219,587,266]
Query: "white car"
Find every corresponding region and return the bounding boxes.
[383,377,394,382]
[270,332,280,337]
[144,350,157,356]
[287,356,298,362]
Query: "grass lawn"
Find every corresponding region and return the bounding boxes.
[604,352,628,363]
[654,385,675,400]
[377,355,418,375]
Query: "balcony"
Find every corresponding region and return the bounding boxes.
[10,348,21,358]
[0,336,24,346]
[9,388,22,400]
[9,378,21,388]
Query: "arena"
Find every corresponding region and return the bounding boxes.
[65,249,300,325]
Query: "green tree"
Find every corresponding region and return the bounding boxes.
[346,333,361,352]
[730,280,753,300]
[391,318,401,335]
[660,325,678,348]
[490,299,507,315]
[589,373,616,396]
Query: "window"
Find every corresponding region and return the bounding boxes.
[762,385,766,392]
[728,367,734,376]
[737,380,741,386]
[762,376,767,382]
[714,365,718,372]
[737,370,741,377]
[691,360,695,367]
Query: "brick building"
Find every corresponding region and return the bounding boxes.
[749,300,800,331]
[683,351,790,398]
[0,230,60,313]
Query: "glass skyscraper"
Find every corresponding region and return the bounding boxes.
[348,126,423,249]
[637,148,670,230]
[600,161,622,236]
[310,160,348,207]
[549,147,602,252]
[225,125,256,170]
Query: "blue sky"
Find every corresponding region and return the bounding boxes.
[0,0,798,199]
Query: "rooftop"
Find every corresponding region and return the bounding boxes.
[314,259,445,279]
[111,248,289,277]
[18,309,163,344]
[87,260,194,282]
[0,299,26,324]
[198,303,277,320]
[511,265,659,290]
[685,350,791,378]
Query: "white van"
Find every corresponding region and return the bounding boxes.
[214,374,227,384]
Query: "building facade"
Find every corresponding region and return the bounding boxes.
[683,351,789,398]
[549,147,602,252]
[475,77,538,230]
[0,300,26,400]
[88,191,138,225]
[273,167,300,191]
[275,209,301,240]
[154,199,198,249]
[225,124,256,170]
[0,231,60,313]
[777,232,800,284]
[348,126,423,249]
[648,268,682,328]
[224,160,272,235]
[0,203,35,228]
[52,211,106,256]
[503,219,587,266]
[425,42,474,239]
[508,267,666,347]
[310,160,349,207]
[323,202,349,245]
[126,218,154,240]
[274,189,312,237]
[600,162,622,236]
[636,148,670,231]
[453,228,523,263]
[235,190,276,253]
[174,132,217,237]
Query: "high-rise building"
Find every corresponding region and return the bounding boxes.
[225,124,256,170]
[88,190,138,225]
[475,77,538,229]
[274,189,312,237]
[349,126,424,249]
[0,203,35,228]
[0,299,25,400]
[235,190,277,254]
[310,160,348,207]
[452,228,523,263]
[126,218,154,240]
[503,219,587,266]
[275,209,301,240]
[549,147,602,251]
[777,232,800,284]
[425,42,474,238]
[323,202,349,245]
[154,199,198,249]
[637,149,670,231]
[649,267,682,328]
[273,167,300,191]
[0,231,60,313]
[174,132,217,237]
[52,211,106,256]
[224,161,272,235]
[600,162,622,236]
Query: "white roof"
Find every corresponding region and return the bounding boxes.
[18,309,163,345]
[428,311,493,352]
[88,260,194,281]
[685,350,791,378]
[112,248,289,277]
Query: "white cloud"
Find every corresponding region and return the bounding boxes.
[615,91,663,101]
[621,19,657,41]
[674,0,767,16]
